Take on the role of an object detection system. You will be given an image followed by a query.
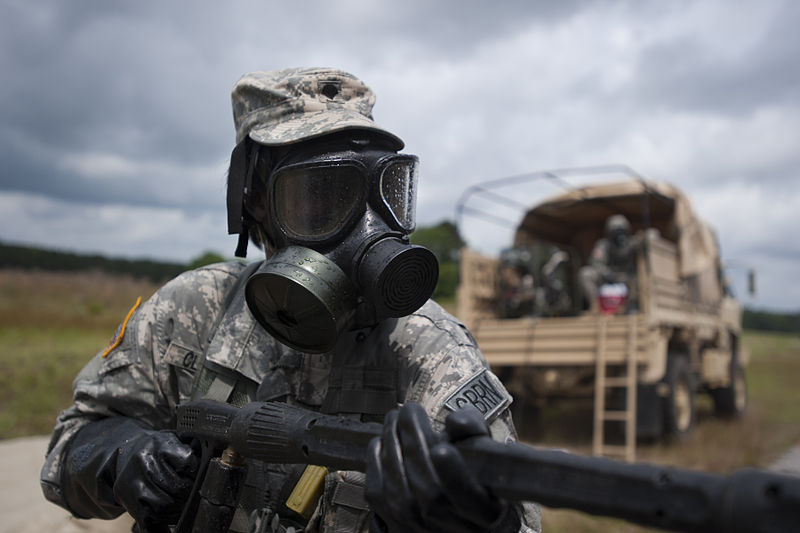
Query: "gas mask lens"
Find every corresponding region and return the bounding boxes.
[270,153,419,243]
[273,165,365,241]
[379,157,418,231]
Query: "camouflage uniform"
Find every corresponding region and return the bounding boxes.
[41,261,542,532]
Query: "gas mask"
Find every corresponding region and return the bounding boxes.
[239,142,439,353]
[605,215,631,248]
[611,230,628,247]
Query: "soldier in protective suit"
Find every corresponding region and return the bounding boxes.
[40,68,542,533]
[579,214,642,313]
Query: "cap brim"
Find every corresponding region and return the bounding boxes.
[248,109,404,151]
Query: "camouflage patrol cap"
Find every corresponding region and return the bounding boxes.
[231,67,404,150]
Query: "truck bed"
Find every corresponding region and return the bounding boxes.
[471,314,653,367]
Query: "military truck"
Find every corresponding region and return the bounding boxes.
[455,166,747,461]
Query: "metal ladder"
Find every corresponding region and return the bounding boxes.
[592,314,638,462]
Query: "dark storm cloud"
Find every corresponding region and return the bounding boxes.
[357,0,589,54]
[0,1,237,207]
[0,1,233,158]
[0,0,586,208]
[1,0,798,309]
[0,137,219,211]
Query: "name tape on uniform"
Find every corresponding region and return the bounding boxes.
[444,369,509,421]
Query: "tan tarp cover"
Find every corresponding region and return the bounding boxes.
[512,180,718,277]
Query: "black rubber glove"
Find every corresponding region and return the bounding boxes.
[365,402,520,533]
[61,416,199,533]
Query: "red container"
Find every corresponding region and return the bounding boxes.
[598,283,628,315]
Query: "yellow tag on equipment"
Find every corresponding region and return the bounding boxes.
[286,465,328,519]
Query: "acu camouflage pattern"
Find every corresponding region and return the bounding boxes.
[41,261,541,533]
[232,68,404,150]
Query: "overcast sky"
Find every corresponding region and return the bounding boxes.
[1,0,798,311]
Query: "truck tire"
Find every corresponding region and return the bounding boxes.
[712,363,747,418]
[636,384,663,441]
[663,355,695,439]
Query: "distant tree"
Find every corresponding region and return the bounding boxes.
[0,242,184,282]
[410,220,466,303]
[432,262,460,302]
[410,220,465,263]
[743,308,800,334]
[186,251,227,270]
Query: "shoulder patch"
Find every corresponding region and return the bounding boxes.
[101,297,141,358]
[443,369,509,421]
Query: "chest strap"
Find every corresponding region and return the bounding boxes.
[191,260,263,404]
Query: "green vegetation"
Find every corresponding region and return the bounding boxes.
[1,269,799,533]
[526,329,800,533]
[0,241,185,283]
[0,270,159,438]
[743,308,800,334]
[410,220,465,263]
[0,327,110,437]
[0,241,235,284]
[4,239,798,329]
[5,235,798,531]
[186,251,227,270]
[743,329,800,360]
[411,220,465,303]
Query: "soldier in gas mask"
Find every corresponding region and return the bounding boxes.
[579,214,642,313]
[40,68,541,533]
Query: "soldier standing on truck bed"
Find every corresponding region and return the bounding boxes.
[39,67,541,533]
[579,214,643,313]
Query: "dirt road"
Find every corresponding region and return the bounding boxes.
[0,436,133,533]
[771,441,800,475]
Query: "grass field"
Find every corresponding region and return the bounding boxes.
[530,328,800,532]
[1,269,799,531]
[0,269,159,437]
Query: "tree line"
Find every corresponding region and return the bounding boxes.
[0,220,466,301]
[0,242,194,283]
[742,309,800,335]
[2,229,798,334]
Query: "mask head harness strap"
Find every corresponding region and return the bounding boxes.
[227,140,266,258]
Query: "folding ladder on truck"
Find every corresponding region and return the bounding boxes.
[592,314,639,462]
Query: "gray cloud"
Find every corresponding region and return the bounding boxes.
[1,2,239,160]
[0,0,798,310]
[629,4,800,115]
